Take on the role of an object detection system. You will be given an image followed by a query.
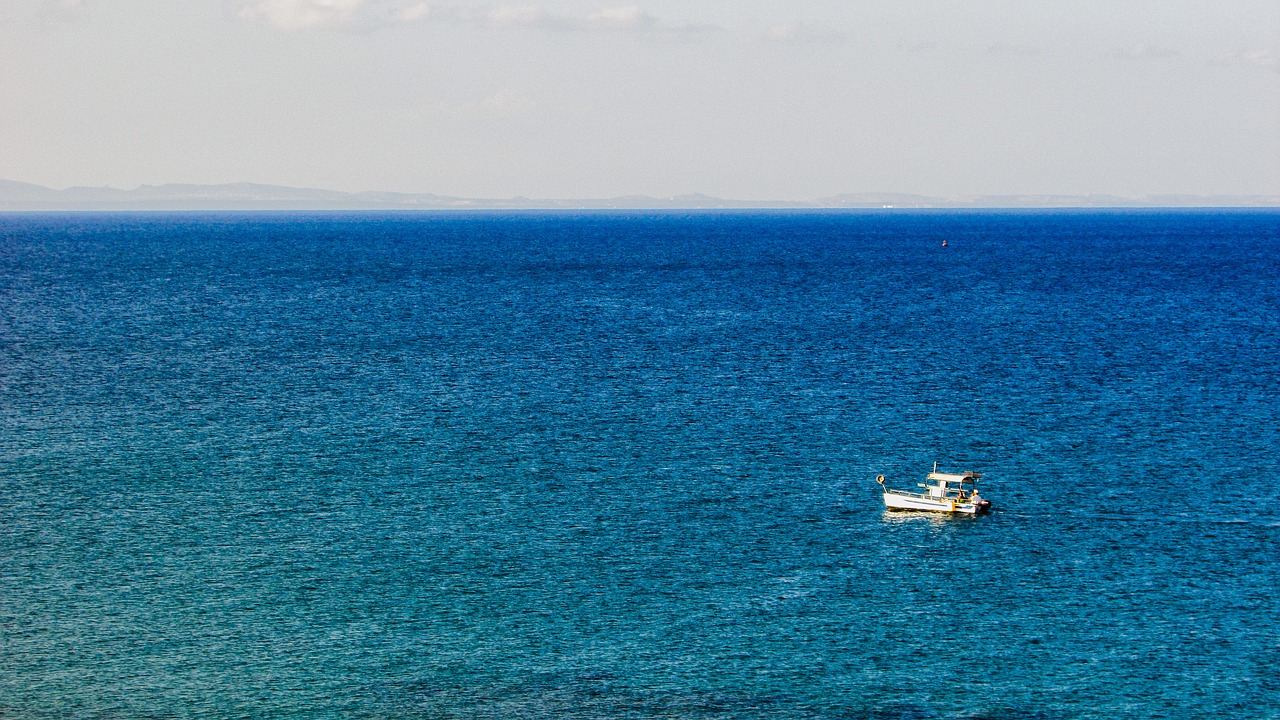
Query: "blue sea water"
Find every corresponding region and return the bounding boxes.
[1,210,1278,719]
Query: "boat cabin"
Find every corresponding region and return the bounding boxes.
[920,469,983,500]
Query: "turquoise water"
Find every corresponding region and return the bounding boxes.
[2,211,1278,718]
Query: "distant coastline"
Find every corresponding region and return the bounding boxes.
[2,179,1277,211]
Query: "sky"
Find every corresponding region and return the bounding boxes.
[1,0,1277,200]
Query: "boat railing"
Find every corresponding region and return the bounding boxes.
[885,488,962,498]
[886,487,972,499]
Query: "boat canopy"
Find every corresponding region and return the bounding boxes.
[926,472,980,483]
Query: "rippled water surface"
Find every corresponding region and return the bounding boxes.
[2,211,1278,719]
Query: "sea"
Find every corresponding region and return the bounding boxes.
[1,210,1278,719]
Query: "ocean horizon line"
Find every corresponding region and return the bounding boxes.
[2,179,1278,211]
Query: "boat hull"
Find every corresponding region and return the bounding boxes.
[882,492,990,514]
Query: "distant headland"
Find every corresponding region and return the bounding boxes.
[2,179,1277,211]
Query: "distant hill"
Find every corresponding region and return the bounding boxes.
[1,180,1276,211]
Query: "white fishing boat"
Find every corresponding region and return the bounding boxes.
[876,462,992,514]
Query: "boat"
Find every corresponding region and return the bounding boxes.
[876,462,992,514]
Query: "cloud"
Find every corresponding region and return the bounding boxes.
[761,22,845,45]
[1109,43,1179,60]
[486,4,547,27]
[1215,48,1279,73]
[232,0,712,35]
[490,4,711,35]
[394,2,429,22]
[234,0,366,30]
[588,6,658,31]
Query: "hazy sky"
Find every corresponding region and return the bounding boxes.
[2,0,1277,199]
